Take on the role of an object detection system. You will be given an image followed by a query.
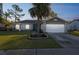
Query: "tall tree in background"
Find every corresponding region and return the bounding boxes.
[8,4,25,22]
[50,11,57,18]
[0,16,4,23]
[3,11,11,21]
[0,3,3,16]
[0,3,3,23]
[29,3,54,33]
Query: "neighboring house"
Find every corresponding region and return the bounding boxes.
[67,19,79,31]
[14,17,67,33]
[0,23,5,30]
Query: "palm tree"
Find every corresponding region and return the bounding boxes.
[29,3,53,33]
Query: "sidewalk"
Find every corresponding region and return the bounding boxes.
[0,48,79,55]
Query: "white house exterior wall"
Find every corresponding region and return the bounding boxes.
[41,22,46,32]
[15,23,33,31]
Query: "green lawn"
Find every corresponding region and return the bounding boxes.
[70,31,79,36]
[0,31,61,50]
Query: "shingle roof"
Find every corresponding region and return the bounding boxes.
[69,19,79,24]
[46,17,67,24]
[74,19,79,21]
[16,17,67,24]
[16,20,37,24]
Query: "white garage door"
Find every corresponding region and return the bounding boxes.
[46,24,65,33]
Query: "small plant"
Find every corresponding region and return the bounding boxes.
[64,40,71,44]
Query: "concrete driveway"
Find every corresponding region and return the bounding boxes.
[49,33,79,48]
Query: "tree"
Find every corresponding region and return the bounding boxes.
[3,11,11,21]
[29,3,53,33]
[47,11,57,19]
[0,16,4,23]
[50,11,57,17]
[7,4,25,22]
[3,19,10,26]
[0,16,12,31]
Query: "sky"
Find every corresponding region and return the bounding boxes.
[3,3,79,21]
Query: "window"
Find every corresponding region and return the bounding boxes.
[16,24,20,30]
[25,24,30,29]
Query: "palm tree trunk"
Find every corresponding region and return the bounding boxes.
[37,19,41,33]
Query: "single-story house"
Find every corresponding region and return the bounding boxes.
[13,17,67,33]
[67,19,79,31]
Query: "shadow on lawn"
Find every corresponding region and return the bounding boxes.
[0,31,30,35]
[0,34,62,50]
